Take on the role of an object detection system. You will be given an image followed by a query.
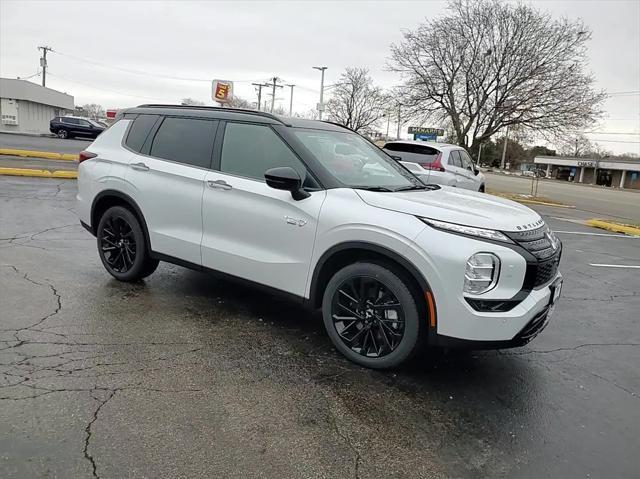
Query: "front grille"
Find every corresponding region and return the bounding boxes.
[505,225,561,288]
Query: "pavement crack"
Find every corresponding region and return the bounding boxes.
[320,390,362,479]
[84,389,117,479]
[503,342,640,356]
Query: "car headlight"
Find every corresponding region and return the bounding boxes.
[464,253,500,294]
[419,218,514,243]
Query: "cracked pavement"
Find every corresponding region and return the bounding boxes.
[1,176,639,478]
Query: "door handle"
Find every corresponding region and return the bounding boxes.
[130,162,149,171]
[207,179,232,190]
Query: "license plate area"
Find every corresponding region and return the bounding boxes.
[549,278,563,306]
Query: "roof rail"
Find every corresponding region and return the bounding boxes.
[136,104,288,125]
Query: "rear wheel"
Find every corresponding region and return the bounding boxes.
[321,262,424,369]
[96,206,158,281]
[57,129,68,139]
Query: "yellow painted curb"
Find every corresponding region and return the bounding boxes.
[586,219,640,236]
[513,198,575,208]
[0,148,79,161]
[0,167,77,179]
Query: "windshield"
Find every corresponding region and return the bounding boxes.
[88,119,104,128]
[293,129,424,191]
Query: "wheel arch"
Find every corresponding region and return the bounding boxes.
[309,242,435,324]
[90,190,151,252]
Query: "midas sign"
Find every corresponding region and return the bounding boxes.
[212,80,233,103]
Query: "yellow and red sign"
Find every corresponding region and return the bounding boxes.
[212,80,233,104]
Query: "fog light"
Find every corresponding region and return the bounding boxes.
[464,253,499,294]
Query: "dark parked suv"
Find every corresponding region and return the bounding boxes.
[50,116,105,139]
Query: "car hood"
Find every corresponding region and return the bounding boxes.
[355,186,542,232]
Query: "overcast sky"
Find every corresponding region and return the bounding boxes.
[1,0,638,154]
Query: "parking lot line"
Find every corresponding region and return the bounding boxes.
[588,263,640,269]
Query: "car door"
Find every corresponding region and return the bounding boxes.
[458,150,480,190]
[76,119,93,137]
[446,150,466,187]
[124,116,218,265]
[201,121,326,297]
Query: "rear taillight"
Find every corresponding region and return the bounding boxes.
[419,153,445,172]
[78,151,97,163]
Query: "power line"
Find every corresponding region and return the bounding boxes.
[47,72,163,101]
[590,138,640,144]
[50,49,262,84]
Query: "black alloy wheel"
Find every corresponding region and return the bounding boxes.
[96,206,159,281]
[331,276,405,358]
[100,215,137,273]
[322,262,423,369]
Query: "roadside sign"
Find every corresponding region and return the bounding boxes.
[408,126,444,136]
[106,109,117,119]
[415,133,437,141]
[212,80,234,104]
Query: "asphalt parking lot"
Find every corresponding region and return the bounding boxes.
[1,176,639,478]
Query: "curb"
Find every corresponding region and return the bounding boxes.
[0,167,77,179]
[586,219,640,236]
[513,198,575,208]
[0,148,78,161]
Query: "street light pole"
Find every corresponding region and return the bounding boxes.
[286,84,295,116]
[313,66,327,120]
[396,103,401,140]
[500,125,509,170]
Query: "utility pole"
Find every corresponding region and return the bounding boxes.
[477,142,484,166]
[286,84,295,116]
[269,76,283,113]
[313,66,327,120]
[500,125,509,170]
[396,103,402,139]
[38,45,52,87]
[252,82,267,111]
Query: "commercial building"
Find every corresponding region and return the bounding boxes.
[0,78,74,135]
[534,155,640,190]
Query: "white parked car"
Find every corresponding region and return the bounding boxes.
[383,141,486,192]
[77,105,562,369]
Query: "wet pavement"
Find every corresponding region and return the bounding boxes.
[1,176,639,478]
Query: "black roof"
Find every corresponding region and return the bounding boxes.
[121,104,348,132]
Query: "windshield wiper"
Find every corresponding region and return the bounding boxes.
[354,186,396,192]
[393,185,428,191]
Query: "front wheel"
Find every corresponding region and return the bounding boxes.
[96,206,159,282]
[321,262,424,369]
[57,129,68,139]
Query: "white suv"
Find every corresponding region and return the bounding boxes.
[383,141,486,192]
[77,105,562,369]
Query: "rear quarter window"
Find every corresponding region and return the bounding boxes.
[125,114,159,153]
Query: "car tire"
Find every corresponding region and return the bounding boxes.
[96,206,158,282]
[479,184,485,192]
[57,129,68,139]
[321,262,424,369]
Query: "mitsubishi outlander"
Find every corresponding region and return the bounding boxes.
[76,105,562,369]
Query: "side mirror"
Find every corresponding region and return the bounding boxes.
[473,166,480,175]
[265,166,310,200]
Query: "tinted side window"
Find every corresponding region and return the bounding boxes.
[449,150,463,167]
[150,117,217,168]
[383,143,440,164]
[125,114,159,153]
[63,118,79,125]
[220,122,309,182]
[460,150,474,170]
[78,120,91,127]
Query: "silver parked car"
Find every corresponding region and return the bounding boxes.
[383,141,486,192]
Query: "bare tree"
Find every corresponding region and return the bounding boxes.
[225,96,254,109]
[81,103,105,120]
[557,134,593,157]
[389,0,606,150]
[180,98,205,106]
[326,67,387,132]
